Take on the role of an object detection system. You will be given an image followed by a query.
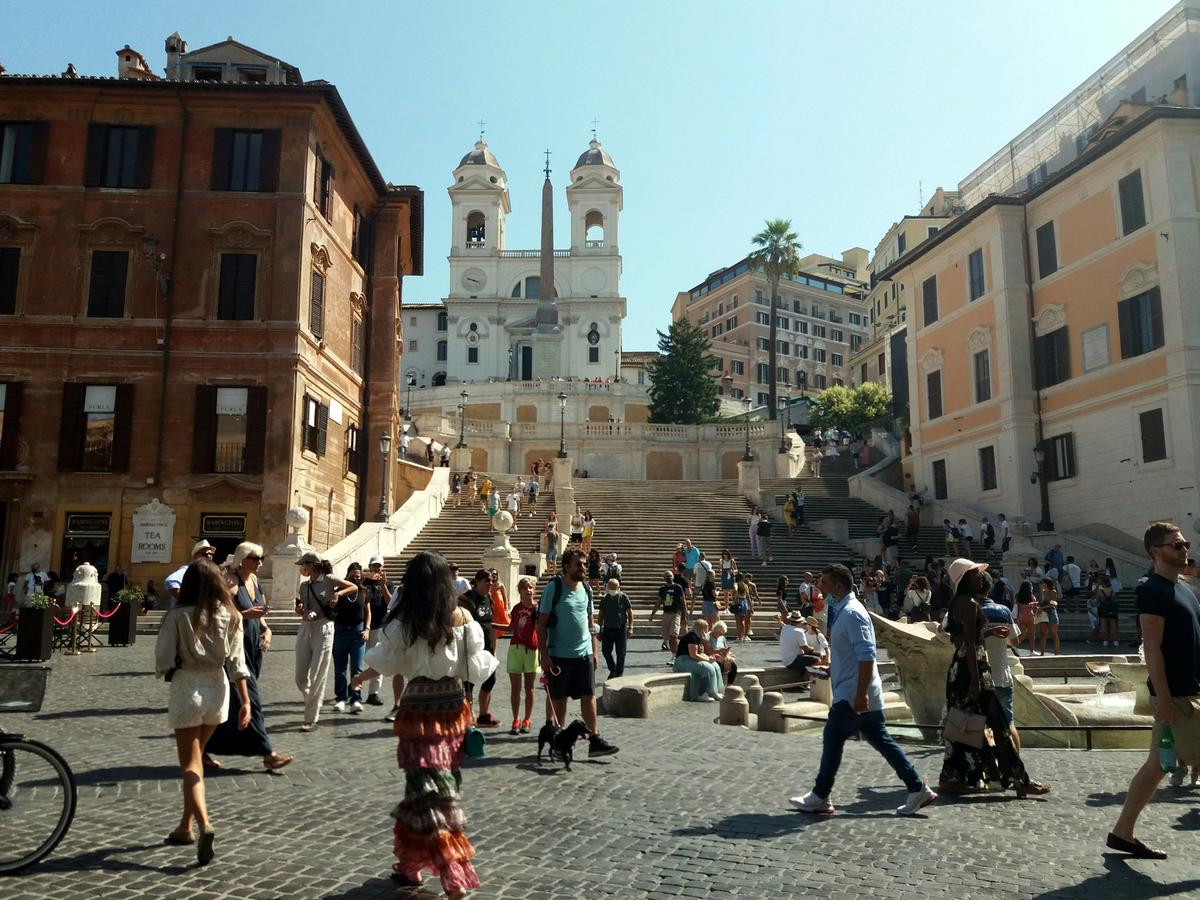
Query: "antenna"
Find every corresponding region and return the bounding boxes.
[544,149,551,179]
[590,117,600,140]
[918,179,924,211]
[477,118,486,140]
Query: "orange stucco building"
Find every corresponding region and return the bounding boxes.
[879,105,1200,540]
[0,37,422,586]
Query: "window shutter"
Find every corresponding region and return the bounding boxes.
[324,162,335,218]
[1056,329,1070,383]
[312,151,323,205]
[88,251,129,318]
[0,381,23,468]
[1117,298,1134,359]
[26,122,49,185]
[316,403,329,456]
[57,383,86,471]
[243,386,268,474]
[1149,288,1164,351]
[132,125,155,189]
[259,129,281,193]
[0,247,19,315]
[110,384,135,471]
[210,128,233,190]
[83,123,106,186]
[191,385,218,473]
[309,271,325,338]
[1063,434,1076,478]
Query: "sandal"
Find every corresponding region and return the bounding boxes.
[1106,832,1167,859]
[201,754,221,769]
[391,863,423,885]
[164,828,194,845]
[263,753,294,771]
[1016,781,1052,798]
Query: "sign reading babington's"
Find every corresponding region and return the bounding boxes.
[131,499,177,564]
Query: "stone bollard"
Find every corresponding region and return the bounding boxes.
[719,686,750,727]
[740,674,764,714]
[757,691,787,733]
[809,676,832,707]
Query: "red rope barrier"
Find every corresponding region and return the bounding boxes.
[53,609,77,627]
[0,621,14,634]
[95,602,123,620]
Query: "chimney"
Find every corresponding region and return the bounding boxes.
[116,45,160,81]
[165,31,187,80]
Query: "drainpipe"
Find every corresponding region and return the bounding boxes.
[1020,205,1053,531]
[355,206,378,528]
[153,89,189,486]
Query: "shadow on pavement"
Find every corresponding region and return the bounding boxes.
[1033,857,1200,899]
[32,840,193,877]
[35,706,166,720]
[323,875,440,898]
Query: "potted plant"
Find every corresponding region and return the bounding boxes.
[16,588,54,661]
[108,585,142,646]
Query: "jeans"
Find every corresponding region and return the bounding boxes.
[814,701,923,799]
[600,629,627,677]
[332,625,366,703]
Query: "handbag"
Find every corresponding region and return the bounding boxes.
[943,706,987,748]
[164,653,182,682]
[462,726,486,758]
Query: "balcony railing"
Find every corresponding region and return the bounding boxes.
[215,442,246,474]
[584,240,605,249]
[498,249,571,258]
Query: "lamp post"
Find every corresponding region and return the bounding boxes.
[557,391,569,459]
[1033,441,1054,532]
[778,393,791,453]
[614,348,621,382]
[376,430,392,522]
[456,389,468,449]
[742,396,754,462]
[405,373,416,420]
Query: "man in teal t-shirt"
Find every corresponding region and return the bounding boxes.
[536,547,618,758]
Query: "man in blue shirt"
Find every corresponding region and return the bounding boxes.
[792,564,936,816]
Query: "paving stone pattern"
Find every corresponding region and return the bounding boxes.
[3,638,1199,899]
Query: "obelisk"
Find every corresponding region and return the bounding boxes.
[534,151,558,328]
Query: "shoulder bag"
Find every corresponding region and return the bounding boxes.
[943,706,987,748]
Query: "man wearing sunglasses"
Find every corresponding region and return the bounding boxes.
[1108,521,1199,860]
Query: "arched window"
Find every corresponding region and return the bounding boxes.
[436,339,447,361]
[523,276,540,299]
[585,210,605,247]
[436,311,448,331]
[466,211,486,248]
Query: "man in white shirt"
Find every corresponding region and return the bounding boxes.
[506,489,521,531]
[22,564,47,605]
[692,554,712,592]
[449,563,471,597]
[165,540,216,609]
[778,610,825,677]
[997,513,1013,553]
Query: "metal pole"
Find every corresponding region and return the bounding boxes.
[405,377,414,420]
[743,401,753,461]
[557,392,568,459]
[456,390,468,449]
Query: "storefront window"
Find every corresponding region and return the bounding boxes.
[200,513,247,563]
[81,385,116,471]
[61,512,112,576]
[214,388,248,473]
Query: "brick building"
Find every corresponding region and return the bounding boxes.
[0,35,422,587]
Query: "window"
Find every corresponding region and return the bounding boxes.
[849,313,861,325]
[58,383,133,472]
[0,121,47,184]
[344,424,361,476]
[1046,433,1076,481]
[777,367,789,384]
[191,385,267,475]
[217,253,256,320]
[588,346,600,364]
[730,387,743,399]
[436,340,447,361]
[211,128,280,192]
[922,276,938,326]
[309,271,325,339]
[932,459,948,500]
[302,394,329,456]
[1034,326,1070,388]
[830,329,843,343]
[877,352,886,376]
[84,124,153,189]
[637,370,646,385]
[850,335,862,351]
[813,348,826,363]
[775,316,789,330]
[711,357,723,372]
[1139,408,1167,462]
[0,382,22,469]
[756,311,770,326]
[467,346,479,364]
[756,363,769,384]
[979,446,997,491]
[314,150,335,221]
[193,66,222,82]
[756,337,770,351]
[812,373,827,389]
[1118,170,1146,236]
[1035,221,1057,278]
[860,364,868,384]
[351,316,365,376]
[351,205,370,264]
[777,341,789,355]
[87,250,129,318]
[795,320,808,335]
[897,232,907,255]
[795,345,808,359]
[831,353,843,367]
[928,226,939,238]
[757,392,769,405]
[1118,288,1164,359]
[214,387,248,473]
[408,339,418,352]
[731,360,744,375]
[436,311,448,331]
[0,247,19,314]
[973,349,991,402]
[812,325,825,338]
[726,315,737,330]
[968,248,985,300]
[926,370,943,419]
[755,290,764,303]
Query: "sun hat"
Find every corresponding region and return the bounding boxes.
[948,557,988,596]
[786,610,805,624]
[804,616,820,628]
[190,539,214,556]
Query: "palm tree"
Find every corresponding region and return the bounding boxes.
[750,219,803,420]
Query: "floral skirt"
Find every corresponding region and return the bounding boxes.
[391,676,479,894]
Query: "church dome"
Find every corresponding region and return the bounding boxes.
[575,138,614,168]
[459,139,500,168]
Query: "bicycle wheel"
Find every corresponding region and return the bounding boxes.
[0,738,77,874]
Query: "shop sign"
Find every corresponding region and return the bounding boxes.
[201,514,246,536]
[131,499,176,564]
[65,513,112,534]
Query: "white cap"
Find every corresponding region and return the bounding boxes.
[369,555,385,567]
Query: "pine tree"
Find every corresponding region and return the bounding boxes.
[647,320,721,424]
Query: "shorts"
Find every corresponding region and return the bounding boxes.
[661,609,683,640]
[569,532,583,544]
[544,655,595,700]
[701,599,718,618]
[721,571,735,590]
[1045,608,1060,626]
[993,685,1014,727]
[732,602,750,617]
[546,543,559,562]
[506,644,540,675]
[1150,696,1200,765]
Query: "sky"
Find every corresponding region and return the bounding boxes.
[6,0,1172,350]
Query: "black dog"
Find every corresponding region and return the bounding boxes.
[536,719,592,770]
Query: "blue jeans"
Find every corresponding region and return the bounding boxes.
[814,701,923,799]
[332,626,366,703]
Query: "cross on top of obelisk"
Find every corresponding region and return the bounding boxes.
[543,149,551,179]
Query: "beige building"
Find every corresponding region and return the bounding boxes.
[672,252,869,406]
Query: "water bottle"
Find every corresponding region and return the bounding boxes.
[1159,724,1177,772]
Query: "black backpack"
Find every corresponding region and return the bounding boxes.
[546,576,593,629]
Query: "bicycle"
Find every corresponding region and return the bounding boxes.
[0,665,77,874]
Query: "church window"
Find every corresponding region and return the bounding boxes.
[466,211,486,248]
[436,340,447,361]
[467,346,479,364]
[585,210,605,247]
[512,276,540,300]
[436,311,448,331]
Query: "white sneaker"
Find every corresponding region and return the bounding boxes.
[333,700,346,713]
[1190,770,1200,788]
[1170,767,1186,788]
[350,700,363,714]
[698,694,716,703]
[789,791,834,814]
[897,782,937,816]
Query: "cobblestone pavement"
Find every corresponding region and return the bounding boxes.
[2,636,1199,899]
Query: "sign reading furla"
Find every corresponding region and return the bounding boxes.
[131,498,177,564]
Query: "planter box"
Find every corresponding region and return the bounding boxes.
[15,607,53,662]
[107,602,138,646]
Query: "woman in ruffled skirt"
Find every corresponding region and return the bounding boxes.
[354,551,498,899]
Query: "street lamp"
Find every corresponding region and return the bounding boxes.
[456,390,468,449]
[778,393,791,453]
[405,373,416,420]
[742,396,754,462]
[1033,441,1054,532]
[614,348,621,382]
[557,391,569,459]
[376,430,392,522]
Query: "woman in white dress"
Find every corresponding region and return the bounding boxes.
[155,558,251,865]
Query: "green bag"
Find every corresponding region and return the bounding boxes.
[462,726,486,758]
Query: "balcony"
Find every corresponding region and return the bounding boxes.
[584,240,605,249]
[498,249,571,258]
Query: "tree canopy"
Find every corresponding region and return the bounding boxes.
[647,319,721,424]
[807,382,892,434]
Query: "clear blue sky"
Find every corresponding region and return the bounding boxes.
[9,0,1169,349]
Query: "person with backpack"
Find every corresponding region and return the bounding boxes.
[458,570,501,727]
[535,547,619,759]
[980,517,997,561]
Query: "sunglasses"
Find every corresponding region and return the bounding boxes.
[1155,540,1191,551]
[246,555,262,562]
